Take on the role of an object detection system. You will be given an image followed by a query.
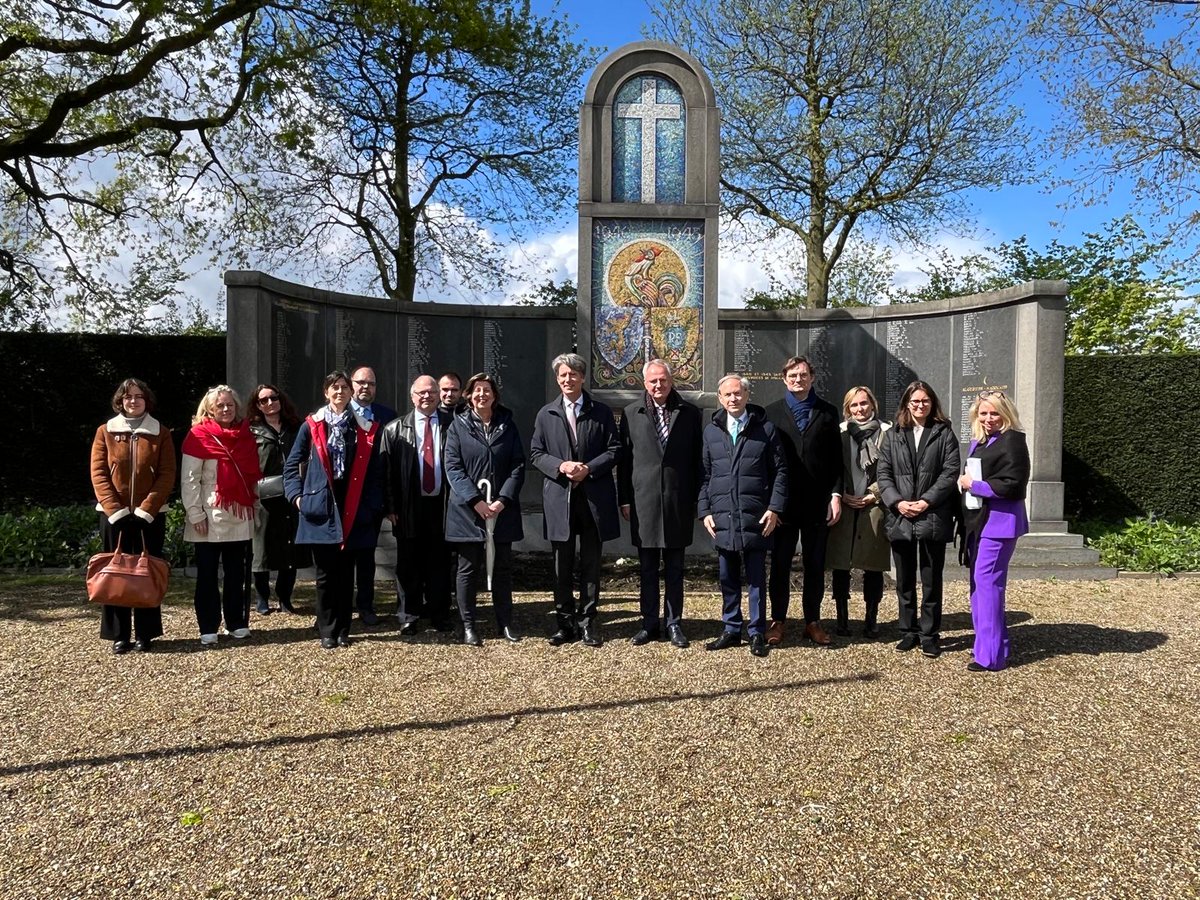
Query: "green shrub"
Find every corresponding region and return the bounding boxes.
[0,502,190,569]
[1079,517,1200,574]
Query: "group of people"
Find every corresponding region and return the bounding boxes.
[89,354,1030,672]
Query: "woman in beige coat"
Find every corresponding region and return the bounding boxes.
[825,386,891,637]
[181,385,261,646]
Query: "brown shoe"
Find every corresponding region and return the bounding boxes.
[766,620,786,646]
[804,621,832,645]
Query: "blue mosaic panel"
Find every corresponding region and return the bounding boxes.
[591,218,704,389]
[611,75,686,204]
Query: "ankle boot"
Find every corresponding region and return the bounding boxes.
[863,599,879,637]
[835,597,850,636]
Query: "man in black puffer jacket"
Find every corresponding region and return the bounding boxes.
[698,374,788,658]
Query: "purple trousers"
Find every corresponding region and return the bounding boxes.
[969,536,1017,670]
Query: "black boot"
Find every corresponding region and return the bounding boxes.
[863,599,879,637]
[835,597,850,636]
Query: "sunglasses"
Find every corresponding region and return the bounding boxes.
[257,395,280,405]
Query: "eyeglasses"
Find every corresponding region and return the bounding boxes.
[784,371,813,381]
[978,390,1007,400]
[909,399,931,407]
[353,379,376,387]
[124,394,146,402]
[257,395,280,405]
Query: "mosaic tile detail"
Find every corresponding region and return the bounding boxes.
[612,76,686,204]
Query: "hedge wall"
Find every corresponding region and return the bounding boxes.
[0,333,225,509]
[1063,354,1200,521]
[1,334,1196,522]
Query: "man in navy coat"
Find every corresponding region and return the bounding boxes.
[348,364,397,626]
[699,374,788,658]
[530,352,621,647]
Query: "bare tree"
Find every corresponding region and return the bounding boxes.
[651,0,1031,307]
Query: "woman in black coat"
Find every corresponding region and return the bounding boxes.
[247,384,309,615]
[877,380,961,658]
[443,373,526,646]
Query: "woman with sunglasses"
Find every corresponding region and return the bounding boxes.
[877,380,961,659]
[957,391,1030,672]
[246,385,308,615]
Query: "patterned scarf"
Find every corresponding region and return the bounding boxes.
[320,405,353,479]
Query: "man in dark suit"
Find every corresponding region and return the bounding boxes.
[764,356,844,646]
[618,359,703,649]
[380,374,454,634]
[530,352,621,647]
[699,374,787,658]
[349,365,398,625]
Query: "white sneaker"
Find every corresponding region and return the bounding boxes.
[231,627,251,639]
[200,633,219,646]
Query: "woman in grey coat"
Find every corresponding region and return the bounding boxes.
[877,380,961,658]
[825,386,891,638]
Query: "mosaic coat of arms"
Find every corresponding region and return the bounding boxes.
[591,219,704,389]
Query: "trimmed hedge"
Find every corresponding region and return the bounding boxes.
[0,333,224,510]
[1063,354,1200,521]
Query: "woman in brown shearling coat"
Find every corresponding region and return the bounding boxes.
[90,378,177,654]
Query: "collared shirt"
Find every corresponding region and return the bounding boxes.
[415,411,442,494]
[350,399,374,422]
[562,395,582,420]
[727,412,749,441]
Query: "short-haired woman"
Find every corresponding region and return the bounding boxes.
[181,385,262,646]
[877,380,961,658]
[283,370,384,650]
[958,391,1030,672]
[825,386,891,638]
[443,373,525,646]
[246,384,308,615]
[90,378,177,653]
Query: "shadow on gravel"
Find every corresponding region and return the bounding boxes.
[0,671,881,777]
[1007,622,1168,668]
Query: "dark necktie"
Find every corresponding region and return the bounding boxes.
[421,418,435,494]
[657,405,669,446]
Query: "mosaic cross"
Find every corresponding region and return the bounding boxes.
[615,77,682,204]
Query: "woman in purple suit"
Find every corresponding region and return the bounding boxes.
[957,391,1030,672]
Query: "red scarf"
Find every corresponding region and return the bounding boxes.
[182,418,262,519]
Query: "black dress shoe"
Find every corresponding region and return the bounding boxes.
[667,624,689,649]
[337,634,352,648]
[359,610,380,626]
[705,631,741,651]
[896,634,920,652]
[278,597,298,614]
[400,621,419,636]
[580,623,603,647]
[749,634,768,657]
[548,628,576,646]
[501,626,521,643]
[630,628,659,646]
[320,637,337,650]
[921,640,941,658]
[133,638,152,652]
[112,640,131,655]
[966,661,989,672]
[462,625,483,647]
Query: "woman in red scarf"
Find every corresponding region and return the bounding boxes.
[182,385,262,646]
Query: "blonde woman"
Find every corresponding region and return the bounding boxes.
[825,386,891,637]
[181,385,262,646]
[957,391,1030,672]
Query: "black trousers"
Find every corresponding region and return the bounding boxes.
[253,569,297,603]
[455,541,513,629]
[637,546,685,630]
[352,544,377,613]
[891,539,947,640]
[768,520,829,623]
[98,513,166,642]
[551,488,602,629]
[193,541,250,635]
[831,569,885,606]
[396,496,452,625]
[311,544,354,640]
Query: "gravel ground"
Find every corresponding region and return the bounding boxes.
[0,572,1197,899]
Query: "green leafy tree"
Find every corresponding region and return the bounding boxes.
[1030,1,1200,254]
[743,239,899,309]
[651,0,1030,308]
[514,278,577,307]
[902,216,1200,353]
[224,0,594,303]
[0,0,278,327]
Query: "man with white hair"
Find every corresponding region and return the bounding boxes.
[698,374,788,658]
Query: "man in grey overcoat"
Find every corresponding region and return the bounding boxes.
[530,352,621,647]
[618,359,703,648]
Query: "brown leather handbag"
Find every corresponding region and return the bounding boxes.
[86,533,170,608]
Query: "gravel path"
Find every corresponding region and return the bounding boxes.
[0,574,1197,898]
